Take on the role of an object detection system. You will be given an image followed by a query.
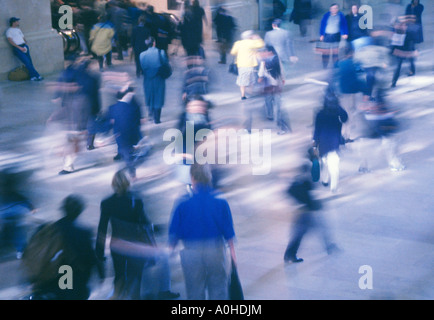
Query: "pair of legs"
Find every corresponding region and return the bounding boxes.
[60,132,84,174]
[321,33,341,69]
[357,136,405,172]
[180,244,228,300]
[12,45,42,79]
[237,67,256,99]
[264,86,291,133]
[148,107,162,124]
[141,250,178,299]
[97,51,112,70]
[320,151,340,192]
[111,251,144,300]
[392,57,415,87]
[322,48,339,69]
[218,39,231,64]
[284,210,335,262]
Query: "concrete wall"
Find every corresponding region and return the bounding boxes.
[0,0,64,81]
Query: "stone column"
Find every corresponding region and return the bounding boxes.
[0,0,64,80]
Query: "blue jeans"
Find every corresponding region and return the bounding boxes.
[13,44,40,78]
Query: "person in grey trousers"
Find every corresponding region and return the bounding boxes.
[168,163,237,300]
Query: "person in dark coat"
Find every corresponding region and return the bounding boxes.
[106,1,130,60]
[313,87,348,192]
[131,15,150,78]
[105,86,143,178]
[213,6,237,64]
[96,170,154,300]
[140,37,168,124]
[284,163,337,263]
[290,0,312,37]
[345,4,368,43]
[405,0,424,44]
[180,6,204,57]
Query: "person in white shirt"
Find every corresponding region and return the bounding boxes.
[6,17,43,81]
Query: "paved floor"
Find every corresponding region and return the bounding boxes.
[0,4,433,300]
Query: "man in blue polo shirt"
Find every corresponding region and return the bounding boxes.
[168,163,237,300]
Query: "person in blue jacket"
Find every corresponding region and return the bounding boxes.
[106,86,143,179]
[319,3,348,69]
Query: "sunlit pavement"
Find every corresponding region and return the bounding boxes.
[1,14,434,299]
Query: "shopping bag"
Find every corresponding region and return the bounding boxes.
[228,259,244,300]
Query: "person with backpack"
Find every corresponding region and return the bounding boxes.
[22,194,102,300]
[89,14,115,71]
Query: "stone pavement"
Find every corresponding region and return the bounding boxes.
[0,7,434,300]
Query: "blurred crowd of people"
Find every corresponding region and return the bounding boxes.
[0,0,427,300]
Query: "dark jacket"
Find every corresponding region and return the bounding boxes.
[96,192,153,260]
[106,93,142,149]
[131,23,150,54]
[346,13,368,41]
[313,105,348,157]
[290,0,312,24]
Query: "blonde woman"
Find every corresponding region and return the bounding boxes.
[230,30,265,100]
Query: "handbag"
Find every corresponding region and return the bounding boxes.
[391,33,406,47]
[228,259,244,300]
[8,65,30,81]
[157,49,172,79]
[308,147,320,182]
[228,58,238,75]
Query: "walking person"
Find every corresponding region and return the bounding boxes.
[318,3,348,69]
[48,59,93,175]
[213,6,237,64]
[289,0,312,37]
[96,170,177,300]
[391,20,417,87]
[284,163,337,263]
[230,30,265,100]
[5,17,43,81]
[313,87,348,193]
[168,163,237,300]
[405,0,424,44]
[140,37,168,124]
[264,19,298,78]
[131,15,151,78]
[105,85,144,179]
[89,15,115,71]
[22,194,103,300]
[257,45,291,134]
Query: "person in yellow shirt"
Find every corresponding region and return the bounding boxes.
[230,31,265,100]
